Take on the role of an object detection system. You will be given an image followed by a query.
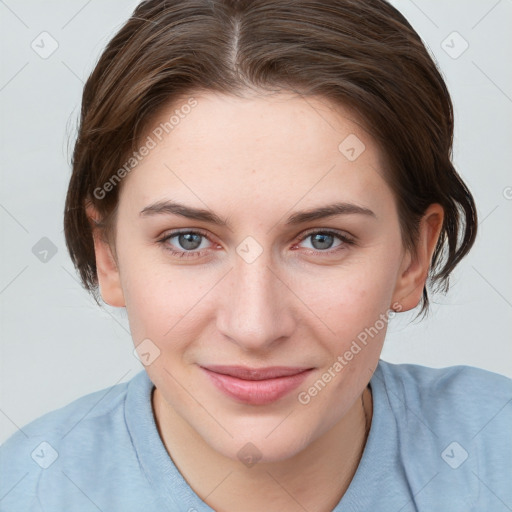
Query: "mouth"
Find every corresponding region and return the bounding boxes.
[199,365,314,405]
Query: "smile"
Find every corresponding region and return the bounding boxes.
[200,365,314,405]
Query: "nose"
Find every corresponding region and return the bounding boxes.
[216,248,296,353]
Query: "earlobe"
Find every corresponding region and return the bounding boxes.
[391,204,444,312]
[86,203,126,307]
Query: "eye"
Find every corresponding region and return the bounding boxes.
[158,229,214,258]
[295,230,355,254]
[157,228,355,259]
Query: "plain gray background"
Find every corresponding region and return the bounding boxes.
[0,0,511,444]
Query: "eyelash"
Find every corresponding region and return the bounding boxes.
[157,228,356,259]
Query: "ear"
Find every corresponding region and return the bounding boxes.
[391,204,444,312]
[86,203,125,307]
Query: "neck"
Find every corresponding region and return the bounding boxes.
[152,386,372,512]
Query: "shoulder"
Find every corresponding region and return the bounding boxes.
[376,358,512,394]
[374,359,512,434]
[373,359,512,506]
[1,374,131,449]
[0,372,146,510]
[375,359,512,414]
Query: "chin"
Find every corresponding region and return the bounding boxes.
[196,411,325,466]
[212,432,313,466]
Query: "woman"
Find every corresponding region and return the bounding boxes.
[1,1,510,510]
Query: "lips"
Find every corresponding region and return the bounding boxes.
[203,365,311,380]
[200,365,313,405]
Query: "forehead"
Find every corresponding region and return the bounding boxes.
[119,91,394,219]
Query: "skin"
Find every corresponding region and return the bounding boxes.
[88,90,443,512]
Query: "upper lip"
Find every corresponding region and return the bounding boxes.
[201,365,313,380]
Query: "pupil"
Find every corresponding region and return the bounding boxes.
[312,233,333,250]
[180,233,201,250]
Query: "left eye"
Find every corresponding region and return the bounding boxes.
[298,231,345,251]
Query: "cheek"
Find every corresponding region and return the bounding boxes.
[123,274,178,344]
[117,243,174,343]
[318,287,391,369]
[299,269,397,408]
[305,256,399,337]
[120,253,213,353]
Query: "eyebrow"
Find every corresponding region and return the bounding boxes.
[139,200,376,227]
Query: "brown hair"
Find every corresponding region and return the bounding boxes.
[64,0,477,315]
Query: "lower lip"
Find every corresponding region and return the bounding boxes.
[201,368,313,405]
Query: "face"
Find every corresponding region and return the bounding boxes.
[93,90,426,463]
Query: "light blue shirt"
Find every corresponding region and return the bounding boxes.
[1,359,511,511]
